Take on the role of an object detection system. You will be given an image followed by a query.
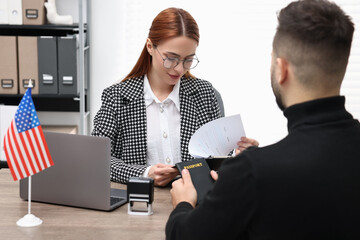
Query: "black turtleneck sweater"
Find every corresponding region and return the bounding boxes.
[166,96,360,240]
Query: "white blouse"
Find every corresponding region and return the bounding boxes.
[142,75,181,177]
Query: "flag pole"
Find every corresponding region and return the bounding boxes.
[28,175,32,215]
[16,79,43,227]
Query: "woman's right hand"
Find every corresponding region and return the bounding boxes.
[148,163,179,187]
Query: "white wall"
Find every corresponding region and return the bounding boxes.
[90,0,123,132]
[89,0,360,146]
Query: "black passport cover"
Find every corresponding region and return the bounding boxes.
[175,158,215,204]
[205,156,229,171]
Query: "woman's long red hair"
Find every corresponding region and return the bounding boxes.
[122,8,199,81]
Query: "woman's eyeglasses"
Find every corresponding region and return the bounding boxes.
[155,47,199,70]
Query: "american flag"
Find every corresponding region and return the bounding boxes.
[3,88,53,181]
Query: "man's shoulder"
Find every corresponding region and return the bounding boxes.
[230,139,290,171]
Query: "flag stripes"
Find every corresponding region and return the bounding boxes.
[4,118,53,181]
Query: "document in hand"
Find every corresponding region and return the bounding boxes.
[175,114,246,204]
[188,114,246,158]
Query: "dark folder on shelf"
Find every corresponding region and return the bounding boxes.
[18,36,39,94]
[176,158,215,204]
[38,36,58,94]
[0,36,18,94]
[57,36,77,95]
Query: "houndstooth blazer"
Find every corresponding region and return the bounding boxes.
[92,75,221,183]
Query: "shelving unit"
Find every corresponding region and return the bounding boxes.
[0,24,83,36]
[78,0,89,135]
[0,0,90,135]
[0,94,85,112]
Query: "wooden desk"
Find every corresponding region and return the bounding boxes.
[0,169,173,240]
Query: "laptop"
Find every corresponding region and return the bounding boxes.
[19,131,127,211]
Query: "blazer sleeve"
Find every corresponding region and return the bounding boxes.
[109,157,147,183]
[91,87,147,183]
[165,152,257,239]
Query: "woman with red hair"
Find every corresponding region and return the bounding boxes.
[92,8,257,186]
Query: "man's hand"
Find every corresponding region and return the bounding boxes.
[210,170,218,181]
[235,137,259,155]
[170,169,197,208]
[148,163,179,187]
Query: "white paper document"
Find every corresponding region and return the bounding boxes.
[188,114,246,158]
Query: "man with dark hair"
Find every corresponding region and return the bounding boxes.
[166,0,360,239]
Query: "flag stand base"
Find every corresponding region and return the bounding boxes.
[16,214,43,227]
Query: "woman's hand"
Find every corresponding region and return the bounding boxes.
[148,163,179,187]
[235,137,259,155]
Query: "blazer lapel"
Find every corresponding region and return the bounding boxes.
[179,77,209,162]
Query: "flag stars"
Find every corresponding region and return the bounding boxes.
[14,89,40,133]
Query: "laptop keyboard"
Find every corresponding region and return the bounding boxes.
[110,196,124,205]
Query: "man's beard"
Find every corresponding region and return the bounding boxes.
[271,69,286,111]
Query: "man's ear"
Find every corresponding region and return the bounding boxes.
[276,58,289,85]
[146,38,154,55]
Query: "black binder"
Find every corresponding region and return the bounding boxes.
[57,35,77,95]
[38,36,58,94]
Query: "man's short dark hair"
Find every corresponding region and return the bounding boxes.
[273,0,354,89]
